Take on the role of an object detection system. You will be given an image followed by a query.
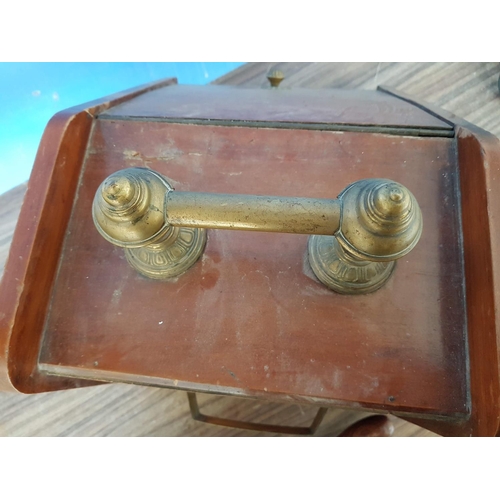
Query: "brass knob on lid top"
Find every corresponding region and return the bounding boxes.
[267,70,285,88]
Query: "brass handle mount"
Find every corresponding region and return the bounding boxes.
[92,167,422,294]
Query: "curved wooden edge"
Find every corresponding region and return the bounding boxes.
[379,86,500,437]
[64,77,178,118]
[338,415,394,437]
[454,128,500,437]
[0,110,93,393]
[0,78,177,393]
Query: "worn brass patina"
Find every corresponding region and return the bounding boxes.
[92,168,206,280]
[308,178,422,293]
[166,192,341,234]
[92,168,422,292]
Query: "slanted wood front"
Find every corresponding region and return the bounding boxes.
[38,114,468,419]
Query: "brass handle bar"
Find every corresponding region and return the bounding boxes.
[165,192,341,235]
[93,168,423,294]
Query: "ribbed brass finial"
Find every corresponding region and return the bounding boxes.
[93,168,167,246]
[92,167,207,279]
[335,179,422,262]
[308,179,422,294]
[267,70,285,88]
[102,176,136,206]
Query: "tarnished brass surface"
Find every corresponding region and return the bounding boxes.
[92,167,171,247]
[308,178,422,293]
[166,192,341,234]
[92,167,206,279]
[308,236,396,294]
[92,168,422,291]
[336,178,422,262]
[124,226,207,280]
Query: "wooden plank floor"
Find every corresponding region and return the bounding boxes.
[1,62,499,436]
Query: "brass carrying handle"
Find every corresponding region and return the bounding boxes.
[92,167,422,294]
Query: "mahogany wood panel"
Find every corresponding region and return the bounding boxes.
[0,77,177,393]
[455,129,500,436]
[100,84,452,131]
[418,129,500,437]
[0,109,93,393]
[39,118,467,418]
[377,86,500,436]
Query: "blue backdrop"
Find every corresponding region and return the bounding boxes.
[0,62,243,195]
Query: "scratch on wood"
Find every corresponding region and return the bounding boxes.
[222,366,240,382]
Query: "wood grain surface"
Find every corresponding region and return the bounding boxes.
[100,84,452,132]
[40,120,467,418]
[1,62,499,436]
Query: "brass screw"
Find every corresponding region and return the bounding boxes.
[267,70,284,88]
